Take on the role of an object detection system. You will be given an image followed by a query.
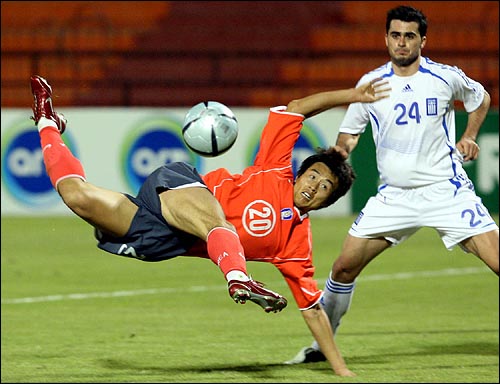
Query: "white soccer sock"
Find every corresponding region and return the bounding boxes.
[37,116,57,132]
[225,270,250,282]
[311,272,356,351]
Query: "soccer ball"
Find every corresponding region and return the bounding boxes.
[182,101,238,157]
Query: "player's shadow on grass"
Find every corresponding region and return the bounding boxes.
[99,338,498,375]
[100,358,331,377]
[345,340,498,366]
[343,328,498,337]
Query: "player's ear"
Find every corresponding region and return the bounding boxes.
[420,35,426,49]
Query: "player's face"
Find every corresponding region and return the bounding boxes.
[294,162,338,214]
[385,20,426,68]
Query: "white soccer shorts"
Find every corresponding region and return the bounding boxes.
[349,178,498,251]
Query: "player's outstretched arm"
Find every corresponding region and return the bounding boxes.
[286,78,391,118]
[301,305,356,377]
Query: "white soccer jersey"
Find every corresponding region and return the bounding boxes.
[340,56,485,188]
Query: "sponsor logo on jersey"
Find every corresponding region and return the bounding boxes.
[402,84,413,92]
[281,208,293,220]
[426,98,438,116]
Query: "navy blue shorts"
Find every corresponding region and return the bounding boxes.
[95,162,205,262]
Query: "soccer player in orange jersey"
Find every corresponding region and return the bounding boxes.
[30,75,389,377]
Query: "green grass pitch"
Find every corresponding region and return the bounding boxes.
[2,215,498,383]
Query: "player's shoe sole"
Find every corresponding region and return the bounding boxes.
[228,279,287,313]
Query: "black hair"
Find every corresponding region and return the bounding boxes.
[296,147,356,208]
[386,5,427,37]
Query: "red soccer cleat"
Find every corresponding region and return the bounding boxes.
[30,75,66,133]
[228,278,287,313]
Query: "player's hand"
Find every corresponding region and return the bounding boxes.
[356,77,391,103]
[456,136,480,162]
[336,368,357,377]
[330,145,349,160]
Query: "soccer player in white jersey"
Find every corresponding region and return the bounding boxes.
[287,4,499,364]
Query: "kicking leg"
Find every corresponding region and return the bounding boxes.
[31,75,137,237]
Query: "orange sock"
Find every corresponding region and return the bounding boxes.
[206,227,248,280]
[40,127,86,189]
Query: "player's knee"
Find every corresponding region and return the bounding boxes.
[332,259,357,283]
[214,221,236,233]
[193,218,236,240]
[59,183,94,217]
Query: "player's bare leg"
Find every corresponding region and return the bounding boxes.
[57,179,138,237]
[160,187,287,312]
[332,236,392,283]
[461,230,499,275]
[31,75,139,238]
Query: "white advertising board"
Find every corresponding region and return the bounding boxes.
[1,107,350,217]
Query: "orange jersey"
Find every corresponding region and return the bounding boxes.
[201,107,322,310]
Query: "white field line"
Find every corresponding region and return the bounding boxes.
[1,266,491,305]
